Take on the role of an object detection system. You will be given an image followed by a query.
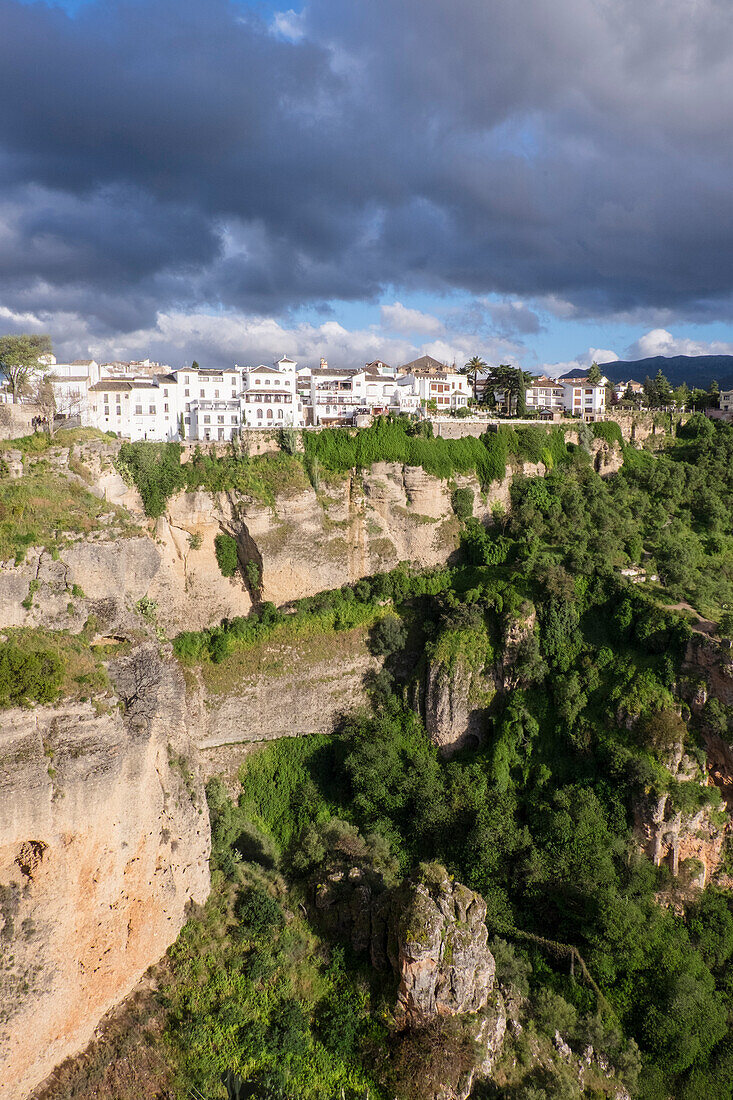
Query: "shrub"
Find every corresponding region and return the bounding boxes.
[214,532,239,577]
[235,885,284,934]
[451,487,474,521]
[0,642,63,707]
[245,560,261,591]
[369,614,408,657]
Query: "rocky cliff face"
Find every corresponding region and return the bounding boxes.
[191,623,382,752]
[416,631,496,755]
[634,737,724,887]
[0,458,552,637]
[0,646,209,1100]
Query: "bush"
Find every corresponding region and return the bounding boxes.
[0,642,64,707]
[369,614,408,657]
[235,885,284,934]
[451,487,474,521]
[214,532,239,577]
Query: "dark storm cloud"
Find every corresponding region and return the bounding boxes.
[1,0,733,334]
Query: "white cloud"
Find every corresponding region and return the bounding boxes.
[538,345,619,379]
[380,301,444,336]
[22,304,527,374]
[589,347,619,365]
[627,328,733,358]
[270,9,306,41]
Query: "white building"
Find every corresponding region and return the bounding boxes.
[398,370,471,413]
[560,378,606,418]
[524,377,565,413]
[310,367,370,425]
[241,357,303,428]
[88,374,181,440]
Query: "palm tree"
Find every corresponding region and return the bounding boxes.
[460,355,486,401]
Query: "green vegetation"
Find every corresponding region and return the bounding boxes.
[0,426,116,454]
[161,418,733,1099]
[0,462,136,561]
[214,532,239,577]
[0,627,109,707]
[302,417,575,485]
[172,565,453,667]
[115,440,308,517]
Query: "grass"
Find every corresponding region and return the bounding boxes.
[0,427,116,454]
[197,618,380,694]
[0,464,139,561]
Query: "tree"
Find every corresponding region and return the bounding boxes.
[31,375,84,438]
[587,361,602,384]
[191,359,200,370]
[461,355,486,400]
[486,364,533,416]
[0,334,52,400]
[673,383,691,410]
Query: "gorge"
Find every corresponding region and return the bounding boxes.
[3,413,733,1100]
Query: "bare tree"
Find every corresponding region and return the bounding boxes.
[32,377,85,439]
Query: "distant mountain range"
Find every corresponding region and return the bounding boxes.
[559,355,733,390]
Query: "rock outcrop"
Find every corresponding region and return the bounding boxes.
[634,738,724,886]
[0,646,210,1100]
[192,623,383,751]
[313,863,505,1100]
[388,870,497,1029]
[417,631,496,755]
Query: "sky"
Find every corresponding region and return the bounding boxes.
[3,0,733,373]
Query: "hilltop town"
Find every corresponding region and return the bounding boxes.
[0,343,652,443]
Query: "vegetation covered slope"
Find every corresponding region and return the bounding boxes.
[25,415,733,1100]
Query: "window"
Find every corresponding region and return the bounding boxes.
[163,388,168,397]
[215,389,219,398]
[257,409,263,418]
[184,376,189,384]
[256,378,261,384]
[200,389,205,397]
[267,408,273,419]
[149,406,155,415]
[184,416,190,424]
[278,409,283,419]
[164,403,169,412]
[203,415,210,424]
[135,405,142,415]
[217,416,224,424]
[185,388,190,396]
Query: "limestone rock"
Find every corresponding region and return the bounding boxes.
[0,645,210,1100]
[420,650,495,756]
[390,869,496,1029]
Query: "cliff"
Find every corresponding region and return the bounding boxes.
[0,646,209,1100]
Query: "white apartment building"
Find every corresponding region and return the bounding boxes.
[310,367,370,425]
[524,377,565,413]
[399,371,471,412]
[177,366,241,441]
[241,357,303,428]
[560,378,606,418]
[88,374,181,440]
